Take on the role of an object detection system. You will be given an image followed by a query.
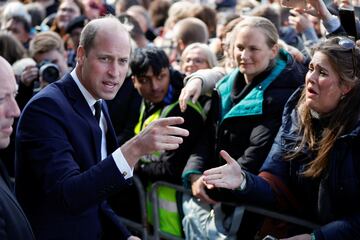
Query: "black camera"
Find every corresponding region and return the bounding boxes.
[37,60,60,84]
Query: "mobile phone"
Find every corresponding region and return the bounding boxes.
[338,8,358,40]
[280,0,307,9]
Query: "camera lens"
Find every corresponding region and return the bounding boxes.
[38,62,60,84]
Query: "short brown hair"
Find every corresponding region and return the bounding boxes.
[29,31,64,58]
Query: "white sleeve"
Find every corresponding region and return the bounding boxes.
[112,148,134,180]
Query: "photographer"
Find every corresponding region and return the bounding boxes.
[19,31,69,102]
[1,31,70,178]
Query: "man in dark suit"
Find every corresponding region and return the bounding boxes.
[0,56,35,239]
[15,16,188,240]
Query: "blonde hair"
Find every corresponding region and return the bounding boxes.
[180,42,218,70]
[29,31,64,58]
[228,16,278,69]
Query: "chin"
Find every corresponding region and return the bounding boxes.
[0,139,10,149]
[151,98,163,104]
[100,92,118,101]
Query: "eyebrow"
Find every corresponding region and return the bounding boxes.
[316,63,329,72]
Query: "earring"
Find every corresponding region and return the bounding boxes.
[340,94,345,100]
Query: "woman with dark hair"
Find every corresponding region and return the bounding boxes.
[50,0,84,37]
[204,37,360,240]
[0,31,27,65]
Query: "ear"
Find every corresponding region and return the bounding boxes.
[178,39,186,52]
[341,84,353,96]
[76,46,85,65]
[270,43,280,59]
[131,75,136,84]
[131,76,139,89]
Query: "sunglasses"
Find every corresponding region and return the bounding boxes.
[337,37,357,78]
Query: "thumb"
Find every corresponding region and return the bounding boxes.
[219,150,236,165]
[191,89,201,104]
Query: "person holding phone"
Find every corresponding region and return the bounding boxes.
[204,37,360,240]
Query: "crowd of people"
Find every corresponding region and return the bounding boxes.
[0,0,360,239]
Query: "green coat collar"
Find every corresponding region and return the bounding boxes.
[216,50,288,121]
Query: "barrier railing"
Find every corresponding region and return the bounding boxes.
[149,181,320,240]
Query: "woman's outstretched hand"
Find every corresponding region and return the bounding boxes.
[203,150,244,190]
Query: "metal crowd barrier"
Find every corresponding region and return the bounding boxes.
[117,179,320,240]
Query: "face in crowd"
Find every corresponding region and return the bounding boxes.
[233,26,278,83]
[181,47,210,76]
[0,57,20,149]
[57,0,81,30]
[305,51,352,114]
[76,18,131,100]
[132,67,170,104]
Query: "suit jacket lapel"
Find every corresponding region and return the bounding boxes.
[59,75,102,163]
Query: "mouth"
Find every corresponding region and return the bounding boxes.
[103,81,118,90]
[240,62,252,67]
[152,91,163,97]
[0,125,13,136]
[307,87,318,95]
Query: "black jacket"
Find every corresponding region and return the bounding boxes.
[136,69,205,184]
[182,50,307,188]
[0,161,35,240]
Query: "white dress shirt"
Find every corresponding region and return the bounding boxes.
[71,69,133,179]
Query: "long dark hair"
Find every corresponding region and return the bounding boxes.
[293,37,360,177]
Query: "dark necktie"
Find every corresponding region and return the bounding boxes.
[94,100,101,123]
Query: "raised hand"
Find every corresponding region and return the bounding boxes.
[203,150,244,190]
[305,0,333,20]
[121,117,189,167]
[289,9,313,34]
[21,65,38,87]
[179,78,202,112]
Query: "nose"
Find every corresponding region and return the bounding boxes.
[151,79,160,91]
[240,49,249,60]
[107,62,119,78]
[306,70,317,84]
[7,96,20,119]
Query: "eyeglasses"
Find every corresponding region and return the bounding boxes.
[183,57,208,65]
[337,37,357,78]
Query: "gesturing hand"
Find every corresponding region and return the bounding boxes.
[190,174,217,205]
[203,150,244,190]
[179,78,202,112]
[121,117,189,167]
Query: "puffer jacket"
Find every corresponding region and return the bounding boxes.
[182,49,307,188]
[240,88,360,240]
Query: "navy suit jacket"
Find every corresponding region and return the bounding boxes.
[15,74,132,240]
[0,161,35,240]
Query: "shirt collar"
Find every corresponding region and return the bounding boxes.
[71,68,99,111]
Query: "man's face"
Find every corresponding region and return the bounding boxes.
[5,19,30,44]
[34,49,69,88]
[0,60,20,149]
[77,26,131,100]
[132,67,170,104]
[34,49,69,77]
